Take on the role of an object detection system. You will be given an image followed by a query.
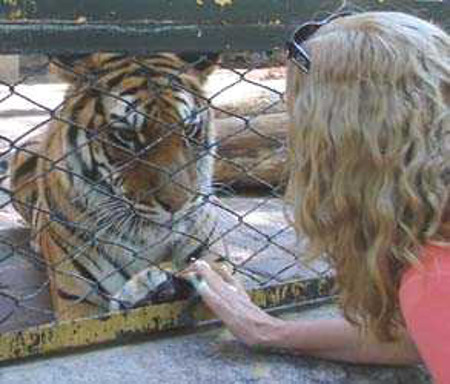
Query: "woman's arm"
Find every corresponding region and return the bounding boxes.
[181,261,421,366]
[265,317,420,365]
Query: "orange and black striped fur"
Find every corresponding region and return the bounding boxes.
[10,53,221,320]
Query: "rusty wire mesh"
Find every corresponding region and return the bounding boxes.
[0,51,332,334]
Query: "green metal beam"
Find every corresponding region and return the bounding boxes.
[0,0,343,23]
[0,1,448,53]
[0,22,287,53]
[0,0,446,24]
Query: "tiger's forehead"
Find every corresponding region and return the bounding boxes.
[93,54,203,90]
[72,53,210,131]
[103,86,201,130]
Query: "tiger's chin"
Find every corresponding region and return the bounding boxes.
[103,198,216,312]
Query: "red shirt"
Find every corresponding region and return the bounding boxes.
[399,242,450,384]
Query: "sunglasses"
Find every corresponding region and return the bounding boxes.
[286,11,354,73]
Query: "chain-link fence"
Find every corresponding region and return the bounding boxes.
[0,50,336,360]
[0,0,446,362]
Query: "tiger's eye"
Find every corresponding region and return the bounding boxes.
[185,123,200,139]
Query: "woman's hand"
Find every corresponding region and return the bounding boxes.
[179,260,284,347]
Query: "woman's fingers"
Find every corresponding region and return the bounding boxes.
[183,260,232,294]
[211,263,250,299]
[180,260,251,303]
[181,264,247,323]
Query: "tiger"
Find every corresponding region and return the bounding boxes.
[9,52,224,320]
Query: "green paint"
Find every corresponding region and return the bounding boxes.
[0,1,448,52]
[0,0,36,20]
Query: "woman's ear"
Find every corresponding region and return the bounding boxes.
[177,52,221,82]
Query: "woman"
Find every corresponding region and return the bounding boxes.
[181,11,450,383]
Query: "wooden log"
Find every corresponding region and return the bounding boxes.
[207,67,286,119]
[214,111,289,194]
[0,111,289,194]
[0,67,286,120]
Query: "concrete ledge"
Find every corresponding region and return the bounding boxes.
[0,305,431,384]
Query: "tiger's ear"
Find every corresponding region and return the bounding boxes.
[178,52,220,82]
[49,53,101,83]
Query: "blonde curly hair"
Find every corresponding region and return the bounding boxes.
[286,11,450,340]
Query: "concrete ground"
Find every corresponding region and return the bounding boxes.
[0,304,431,384]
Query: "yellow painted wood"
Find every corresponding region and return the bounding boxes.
[0,276,334,363]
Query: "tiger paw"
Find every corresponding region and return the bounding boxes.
[109,267,194,311]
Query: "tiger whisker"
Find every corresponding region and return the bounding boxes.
[9,52,219,319]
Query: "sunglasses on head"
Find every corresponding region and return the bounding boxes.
[286,11,354,73]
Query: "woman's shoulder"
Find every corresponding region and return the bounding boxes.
[402,241,450,282]
[399,240,450,384]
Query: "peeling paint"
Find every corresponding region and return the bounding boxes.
[0,0,23,20]
[0,277,334,362]
[214,0,233,7]
[0,0,19,5]
[0,0,39,20]
[197,0,233,7]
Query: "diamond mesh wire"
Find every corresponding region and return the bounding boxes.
[0,52,333,334]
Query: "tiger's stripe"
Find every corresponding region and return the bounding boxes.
[10,53,222,320]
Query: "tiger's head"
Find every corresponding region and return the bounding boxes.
[52,53,219,223]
